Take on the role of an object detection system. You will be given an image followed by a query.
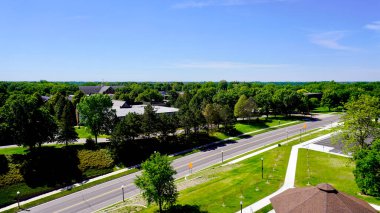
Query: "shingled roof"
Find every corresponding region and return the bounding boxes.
[270,183,377,213]
[79,86,102,94]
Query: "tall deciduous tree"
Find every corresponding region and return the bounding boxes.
[234,95,257,120]
[255,89,272,118]
[0,94,57,148]
[135,152,178,213]
[234,94,248,119]
[353,139,380,197]
[77,94,115,143]
[338,95,380,153]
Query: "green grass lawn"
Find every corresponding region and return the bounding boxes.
[140,142,294,213]
[212,116,303,140]
[99,129,335,213]
[295,149,380,205]
[75,126,109,139]
[0,147,28,155]
[0,144,84,155]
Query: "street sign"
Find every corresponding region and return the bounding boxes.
[303,123,307,129]
[188,162,193,169]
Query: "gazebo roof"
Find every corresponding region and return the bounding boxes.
[270,183,377,213]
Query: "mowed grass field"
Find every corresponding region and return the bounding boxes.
[212,116,303,140]
[75,126,109,138]
[295,149,380,205]
[140,143,294,212]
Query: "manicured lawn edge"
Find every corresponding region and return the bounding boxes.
[101,130,335,213]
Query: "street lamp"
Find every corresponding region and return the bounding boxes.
[299,129,302,141]
[16,191,20,209]
[240,200,243,213]
[261,157,264,179]
[286,130,289,141]
[121,185,125,202]
[221,151,224,163]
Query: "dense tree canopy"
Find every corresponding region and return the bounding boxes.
[353,139,380,197]
[338,95,380,153]
[0,94,57,148]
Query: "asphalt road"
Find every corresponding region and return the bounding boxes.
[22,114,340,213]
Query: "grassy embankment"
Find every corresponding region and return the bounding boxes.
[102,129,333,213]
[295,149,380,205]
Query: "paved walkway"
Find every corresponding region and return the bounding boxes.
[237,132,380,213]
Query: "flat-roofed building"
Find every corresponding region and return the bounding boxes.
[112,100,179,117]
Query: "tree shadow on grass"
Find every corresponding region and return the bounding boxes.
[20,147,82,188]
[163,204,208,213]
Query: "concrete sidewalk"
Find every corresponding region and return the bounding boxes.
[238,132,380,213]
[237,133,334,213]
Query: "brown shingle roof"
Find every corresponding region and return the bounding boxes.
[270,183,377,213]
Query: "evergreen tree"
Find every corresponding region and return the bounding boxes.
[57,102,78,146]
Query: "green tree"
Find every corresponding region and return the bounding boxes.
[255,89,272,118]
[57,101,78,146]
[0,94,57,148]
[112,113,142,142]
[177,105,193,136]
[135,89,164,103]
[202,103,220,130]
[338,95,380,153]
[353,139,380,197]
[321,89,340,111]
[77,94,115,143]
[141,104,159,137]
[72,90,85,107]
[234,95,257,120]
[219,105,235,132]
[157,113,178,140]
[135,152,178,213]
[234,94,248,118]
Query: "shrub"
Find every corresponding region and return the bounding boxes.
[78,149,114,173]
[0,162,24,187]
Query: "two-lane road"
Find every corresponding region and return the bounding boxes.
[22,114,340,213]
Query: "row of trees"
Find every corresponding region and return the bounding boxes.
[0,90,86,147]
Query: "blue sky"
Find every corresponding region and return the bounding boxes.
[0,0,379,82]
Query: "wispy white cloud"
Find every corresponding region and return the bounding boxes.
[173,0,289,9]
[309,31,356,51]
[364,21,380,32]
[170,61,289,69]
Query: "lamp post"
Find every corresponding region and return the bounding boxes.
[240,200,243,213]
[261,157,264,179]
[286,130,289,141]
[299,129,302,141]
[16,191,20,209]
[221,151,224,163]
[121,185,125,202]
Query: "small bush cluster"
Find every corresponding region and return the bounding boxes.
[78,149,114,172]
[0,163,23,187]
